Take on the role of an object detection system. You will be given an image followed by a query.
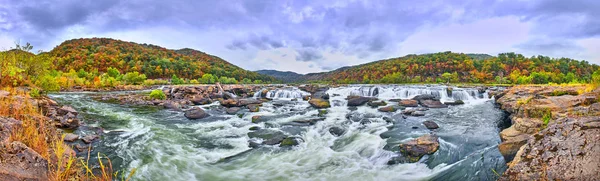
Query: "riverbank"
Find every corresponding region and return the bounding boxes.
[495,84,600,180]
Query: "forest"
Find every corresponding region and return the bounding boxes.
[307,51,600,85]
[0,38,278,92]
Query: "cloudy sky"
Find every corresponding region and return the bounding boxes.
[1,0,599,74]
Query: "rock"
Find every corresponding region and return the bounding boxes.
[226,107,241,115]
[302,95,311,101]
[347,96,372,106]
[378,106,401,112]
[420,100,448,108]
[292,118,325,125]
[251,115,272,123]
[422,120,439,129]
[0,117,21,143]
[291,98,298,101]
[162,101,181,110]
[0,90,9,98]
[57,105,78,115]
[247,104,260,112]
[184,107,210,120]
[280,137,302,147]
[500,117,600,180]
[249,126,261,131]
[411,94,439,102]
[367,100,387,107]
[220,99,239,107]
[328,127,346,136]
[397,99,418,107]
[313,91,330,100]
[443,100,464,106]
[63,133,79,142]
[248,129,287,145]
[238,99,262,106]
[308,98,330,108]
[82,134,99,144]
[191,97,212,105]
[0,141,49,181]
[58,117,80,129]
[398,134,440,162]
[411,126,419,129]
[318,109,327,117]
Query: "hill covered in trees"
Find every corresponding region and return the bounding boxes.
[301,51,599,84]
[255,70,305,83]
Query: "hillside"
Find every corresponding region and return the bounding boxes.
[47,38,276,82]
[301,51,599,84]
[255,70,305,83]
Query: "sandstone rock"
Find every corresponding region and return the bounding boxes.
[82,134,99,144]
[58,105,78,115]
[398,99,418,107]
[63,133,79,142]
[399,134,440,162]
[378,106,400,112]
[0,141,48,181]
[347,96,372,106]
[420,100,448,108]
[191,97,211,105]
[309,98,330,108]
[443,100,464,106]
[367,100,387,107]
[184,107,210,120]
[247,104,260,112]
[226,107,241,115]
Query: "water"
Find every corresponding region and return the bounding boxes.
[49,85,507,181]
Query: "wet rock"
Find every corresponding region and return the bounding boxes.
[411,94,439,102]
[280,137,302,147]
[226,107,241,115]
[398,134,440,162]
[397,99,419,107]
[238,99,262,106]
[291,98,298,101]
[411,126,419,129]
[63,133,79,142]
[247,104,260,112]
[347,96,372,106]
[74,144,91,152]
[422,120,439,129]
[220,99,239,107]
[191,97,212,105]
[329,127,346,136]
[82,134,99,144]
[309,98,330,108]
[184,107,210,120]
[248,141,261,148]
[313,91,330,100]
[318,109,327,117]
[367,100,387,107]
[249,126,261,131]
[162,101,181,110]
[58,117,80,129]
[58,105,78,115]
[443,100,464,106]
[378,106,401,112]
[382,117,393,123]
[302,95,311,101]
[292,118,325,125]
[420,100,448,108]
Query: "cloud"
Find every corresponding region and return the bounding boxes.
[1,0,599,72]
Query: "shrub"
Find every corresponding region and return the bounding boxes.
[171,75,184,85]
[29,88,41,98]
[542,112,552,126]
[190,79,199,84]
[123,71,147,85]
[149,89,166,100]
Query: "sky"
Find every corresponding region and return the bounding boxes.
[1,0,599,74]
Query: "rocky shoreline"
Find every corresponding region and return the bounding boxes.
[494,85,600,180]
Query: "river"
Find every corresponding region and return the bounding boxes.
[49,85,508,181]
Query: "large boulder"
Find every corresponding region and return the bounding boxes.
[399,134,440,162]
[411,94,439,102]
[328,127,346,136]
[420,100,448,108]
[309,98,330,108]
[443,100,464,106]
[0,142,49,181]
[184,107,210,120]
[398,99,418,107]
[63,133,79,142]
[57,106,78,116]
[422,120,439,129]
[367,100,387,107]
[226,107,241,115]
[247,129,287,145]
[378,105,402,112]
[191,97,212,105]
[247,104,260,112]
[280,137,303,147]
[347,96,372,106]
[238,99,262,106]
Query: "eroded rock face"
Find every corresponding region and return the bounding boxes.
[0,141,49,181]
[398,134,440,162]
[500,117,600,180]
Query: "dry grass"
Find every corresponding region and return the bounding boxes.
[1,87,133,180]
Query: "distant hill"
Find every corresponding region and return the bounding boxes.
[300,51,598,84]
[47,38,276,82]
[255,70,304,83]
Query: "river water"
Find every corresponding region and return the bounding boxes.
[49,85,508,181]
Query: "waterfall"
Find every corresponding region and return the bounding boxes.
[254,87,310,100]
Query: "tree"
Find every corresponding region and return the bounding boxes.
[107,67,121,78]
[123,71,147,85]
[441,72,452,83]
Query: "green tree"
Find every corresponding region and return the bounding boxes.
[107,67,121,78]
[123,71,147,85]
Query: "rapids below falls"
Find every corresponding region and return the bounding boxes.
[49,85,510,181]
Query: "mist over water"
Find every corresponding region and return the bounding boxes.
[49,85,507,181]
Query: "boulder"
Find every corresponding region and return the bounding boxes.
[309,98,331,108]
[292,118,326,125]
[422,120,439,129]
[367,100,387,107]
[420,100,448,108]
[226,107,241,115]
[191,97,212,105]
[220,99,239,107]
[247,104,260,112]
[302,95,311,101]
[238,99,262,106]
[398,99,418,107]
[398,134,440,162]
[378,106,400,112]
[328,127,346,136]
[280,137,302,147]
[162,101,181,110]
[57,105,78,115]
[411,94,439,102]
[0,141,49,181]
[347,96,372,106]
[443,100,464,106]
[63,133,79,142]
[247,129,287,145]
[82,134,99,144]
[184,107,210,120]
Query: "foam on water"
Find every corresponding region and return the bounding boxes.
[49,85,506,181]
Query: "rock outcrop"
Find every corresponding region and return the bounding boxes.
[398,134,440,162]
[496,85,600,180]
